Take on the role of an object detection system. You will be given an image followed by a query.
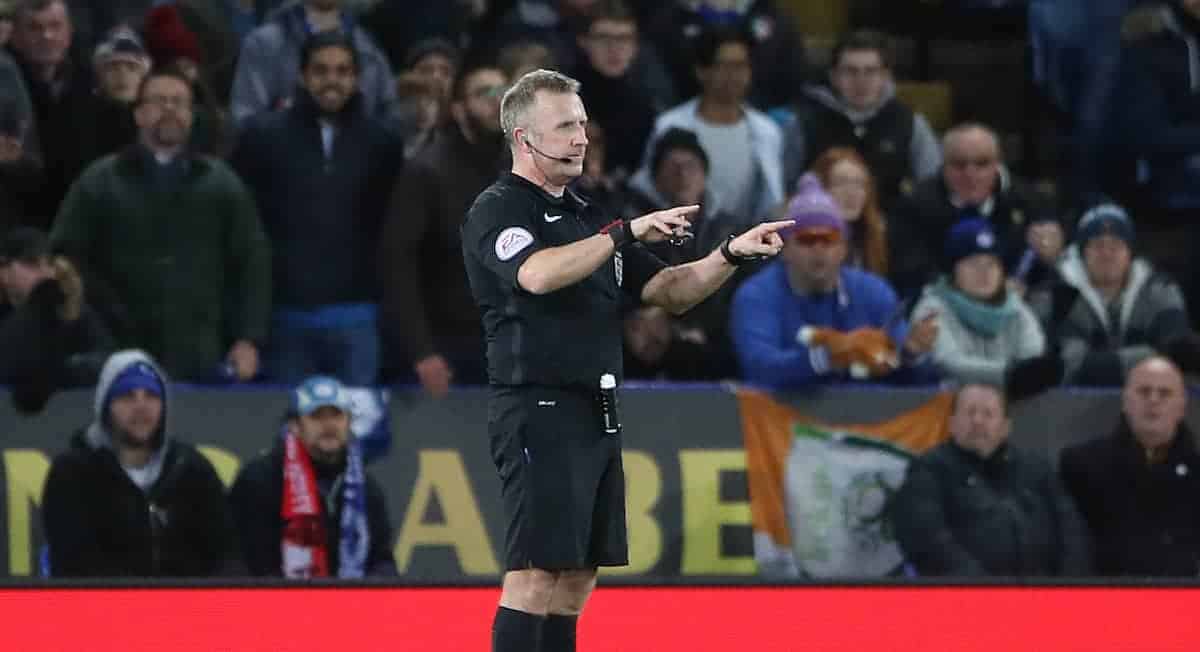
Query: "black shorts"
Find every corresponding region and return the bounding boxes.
[488,385,628,571]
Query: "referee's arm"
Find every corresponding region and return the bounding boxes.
[517,231,623,295]
[641,220,794,315]
[517,205,698,295]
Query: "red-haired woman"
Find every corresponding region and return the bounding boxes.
[810,147,890,278]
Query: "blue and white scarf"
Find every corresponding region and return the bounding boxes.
[337,439,369,579]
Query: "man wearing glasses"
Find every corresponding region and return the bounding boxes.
[573,0,662,180]
[889,121,1064,300]
[51,66,271,383]
[731,173,938,388]
[783,29,942,209]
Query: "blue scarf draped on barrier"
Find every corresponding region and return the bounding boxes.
[336,439,369,579]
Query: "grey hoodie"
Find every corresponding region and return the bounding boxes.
[85,350,172,492]
[229,4,399,128]
[1030,251,1189,383]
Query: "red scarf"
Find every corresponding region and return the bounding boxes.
[281,433,329,578]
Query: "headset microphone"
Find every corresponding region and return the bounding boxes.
[525,139,575,164]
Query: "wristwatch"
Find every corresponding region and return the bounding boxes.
[720,234,761,266]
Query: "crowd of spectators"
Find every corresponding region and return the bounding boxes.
[4,0,1198,405]
[1,0,1198,579]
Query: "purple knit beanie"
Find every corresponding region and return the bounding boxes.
[785,174,846,238]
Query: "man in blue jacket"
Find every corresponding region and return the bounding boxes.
[731,174,939,387]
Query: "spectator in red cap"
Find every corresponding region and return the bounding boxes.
[143,4,203,78]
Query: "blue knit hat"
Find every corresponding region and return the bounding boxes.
[107,361,165,402]
[1076,202,1134,249]
[945,216,1003,271]
[785,174,846,238]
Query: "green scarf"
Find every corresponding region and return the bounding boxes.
[932,278,1018,338]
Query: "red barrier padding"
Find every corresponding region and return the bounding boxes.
[1,586,1198,650]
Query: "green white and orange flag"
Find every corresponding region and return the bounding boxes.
[738,389,954,578]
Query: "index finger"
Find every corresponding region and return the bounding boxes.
[667,204,701,217]
[753,220,796,233]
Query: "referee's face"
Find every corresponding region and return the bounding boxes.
[526,90,588,182]
[298,406,351,463]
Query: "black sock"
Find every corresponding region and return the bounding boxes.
[542,614,578,652]
[492,606,544,652]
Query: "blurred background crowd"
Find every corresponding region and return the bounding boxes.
[3,0,1200,410]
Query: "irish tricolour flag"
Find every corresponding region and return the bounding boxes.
[738,389,954,578]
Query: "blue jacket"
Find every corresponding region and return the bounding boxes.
[730,262,933,388]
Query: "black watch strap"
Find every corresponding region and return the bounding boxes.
[601,219,635,250]
[720,234,757,266]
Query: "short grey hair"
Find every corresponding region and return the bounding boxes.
[499,68,581,147]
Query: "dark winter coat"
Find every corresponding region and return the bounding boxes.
[1060,421,1200,576]
[892,440,1092,576]
[231,89,404,309]
[50,146,271,381]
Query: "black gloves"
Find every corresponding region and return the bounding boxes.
[1006,352,1065,402]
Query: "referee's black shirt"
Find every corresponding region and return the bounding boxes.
[462,172,666,389]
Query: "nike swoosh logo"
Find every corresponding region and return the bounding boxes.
[544,213,563,223]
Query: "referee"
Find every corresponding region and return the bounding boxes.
[462,69,792,652]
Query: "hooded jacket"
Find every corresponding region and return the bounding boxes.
[783,81,942,207]
[40,351,240,577]
[1026,251,1189,385]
